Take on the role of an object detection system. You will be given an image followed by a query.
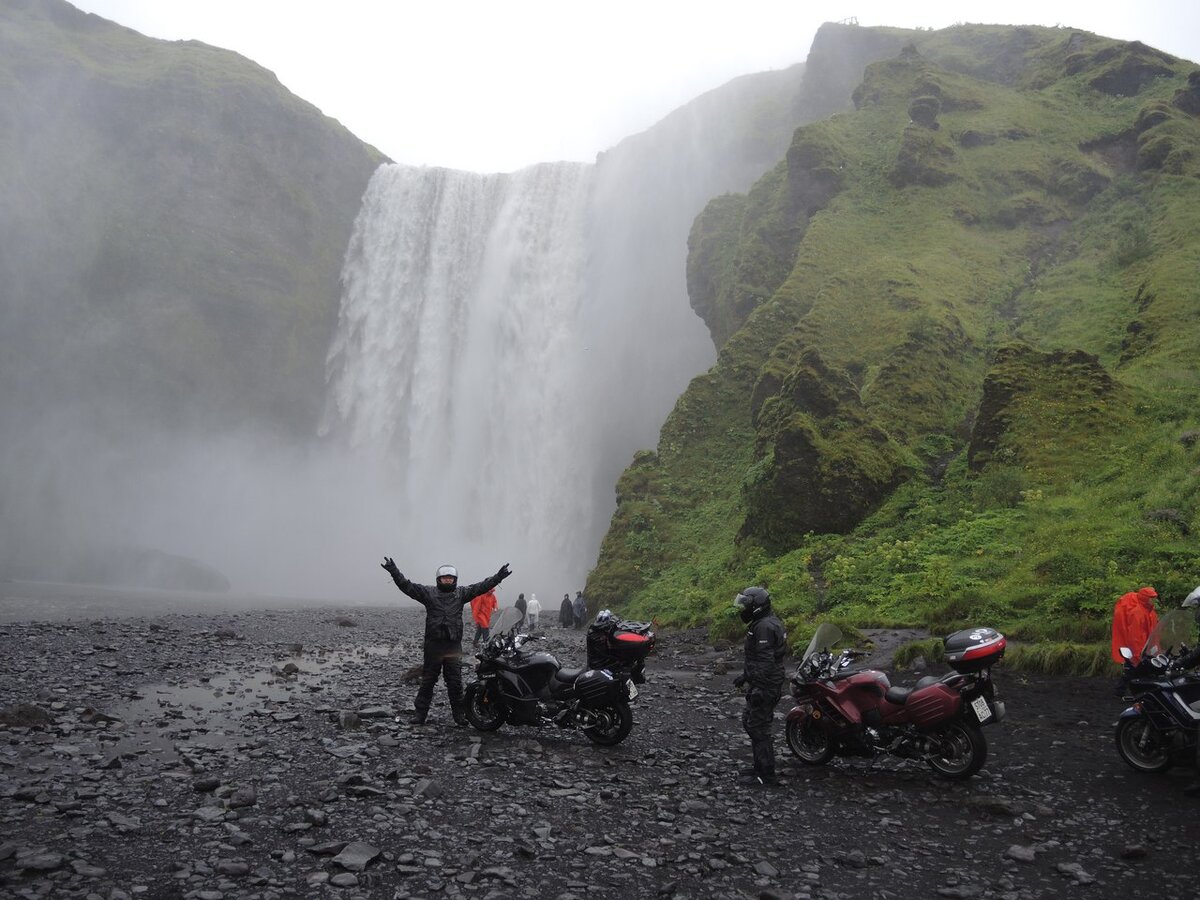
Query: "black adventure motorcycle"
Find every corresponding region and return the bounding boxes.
[463,607,653,745]
[1114,605,1200,773]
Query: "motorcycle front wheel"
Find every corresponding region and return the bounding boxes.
[1114,715,1172,773]
[464,681,506,731]
[925,719,987,779]
[786,716,835,765]
[582,701,633,746]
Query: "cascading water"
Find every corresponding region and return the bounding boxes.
[322,162,597,595]
[321,67,811,599]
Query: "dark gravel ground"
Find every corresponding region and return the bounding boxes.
[1,597,1199,900]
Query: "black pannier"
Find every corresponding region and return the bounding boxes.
[586,613,656,683]
[575,669,620,708]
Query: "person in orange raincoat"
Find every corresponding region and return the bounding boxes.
[471,589,498,647]
[1111,586,1159,663]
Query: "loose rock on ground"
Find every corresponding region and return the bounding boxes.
[1,601,1198,898]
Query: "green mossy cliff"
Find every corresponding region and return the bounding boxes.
[0,0,386,435]
[589,23,1200,652]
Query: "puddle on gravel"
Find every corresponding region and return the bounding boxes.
[100,644,394,761]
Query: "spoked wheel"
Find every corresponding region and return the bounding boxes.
[786,716,835,765]
[925,719,987,779]
[464,682,506,731]
[582,702,633,746]
[1115,715,1173,773]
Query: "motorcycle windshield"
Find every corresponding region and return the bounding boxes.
[1141,609,1198,659]
[489,607,523,640]
[802,623,843,665]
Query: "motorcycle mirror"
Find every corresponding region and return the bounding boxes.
[1119,647,1134,661]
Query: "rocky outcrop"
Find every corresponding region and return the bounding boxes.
[967,346,1119,471]
[742,349,911,547]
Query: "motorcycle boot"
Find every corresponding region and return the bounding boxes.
[451,704,468,727]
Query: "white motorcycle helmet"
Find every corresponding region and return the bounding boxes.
[436,564,458,591]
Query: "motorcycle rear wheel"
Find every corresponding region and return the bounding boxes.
[582,701,633,746]
[786,716,835,765]
[1114,715,1172,773]
[464,682,506,731]
[925,720,987,779]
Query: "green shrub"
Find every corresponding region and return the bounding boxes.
[1002,642,1116,677]
[893,638,946,668]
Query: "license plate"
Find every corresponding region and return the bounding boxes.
[627,681,639,701]
[971,695,992,723]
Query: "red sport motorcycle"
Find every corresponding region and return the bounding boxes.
[784,623,1006,779]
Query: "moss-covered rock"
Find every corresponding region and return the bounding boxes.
[967,346,1123,472]
[741,409,911,546]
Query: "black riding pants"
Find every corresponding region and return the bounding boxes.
[742,686,782,776]
[415,639,465,714]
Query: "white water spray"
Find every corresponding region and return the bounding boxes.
[322,163,598,596]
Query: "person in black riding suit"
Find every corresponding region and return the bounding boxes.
[733,586,787,786]
[381,558,511,726]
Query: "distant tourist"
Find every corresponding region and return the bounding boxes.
[559,594,573,627]
[572,590,587,629]
[380,558,511,726]
[526,593,541,630]
[470,588,498,646]
[515,592,528,625]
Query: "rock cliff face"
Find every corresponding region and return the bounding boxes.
[0,0,385,436]
[589,23,1200,644]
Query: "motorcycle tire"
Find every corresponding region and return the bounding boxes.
[464,682,506,732]
[786,716,835,765]
[925,719,987,780]
[582,701,633,746]
[1114,715,1173,773]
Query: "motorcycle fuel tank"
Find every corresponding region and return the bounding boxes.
[829,671,890,724]
[512,652,561,692]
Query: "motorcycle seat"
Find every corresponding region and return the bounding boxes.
[885,675,939,705]
[554,666,585,683]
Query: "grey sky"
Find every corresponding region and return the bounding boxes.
[67,1,1200,172]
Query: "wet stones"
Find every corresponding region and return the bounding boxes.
[0,703,55,728]
[330,841,379,872]
[0,606,1196,898]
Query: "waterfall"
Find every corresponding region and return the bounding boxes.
[322,162,599,595]
[320,69,808,597]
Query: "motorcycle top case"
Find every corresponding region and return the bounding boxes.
[586,621,656,669]
[943,627,1006,673]
[574,669,622,708]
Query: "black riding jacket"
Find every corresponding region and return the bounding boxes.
[389,571,505,643]
[742,613,787,690]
